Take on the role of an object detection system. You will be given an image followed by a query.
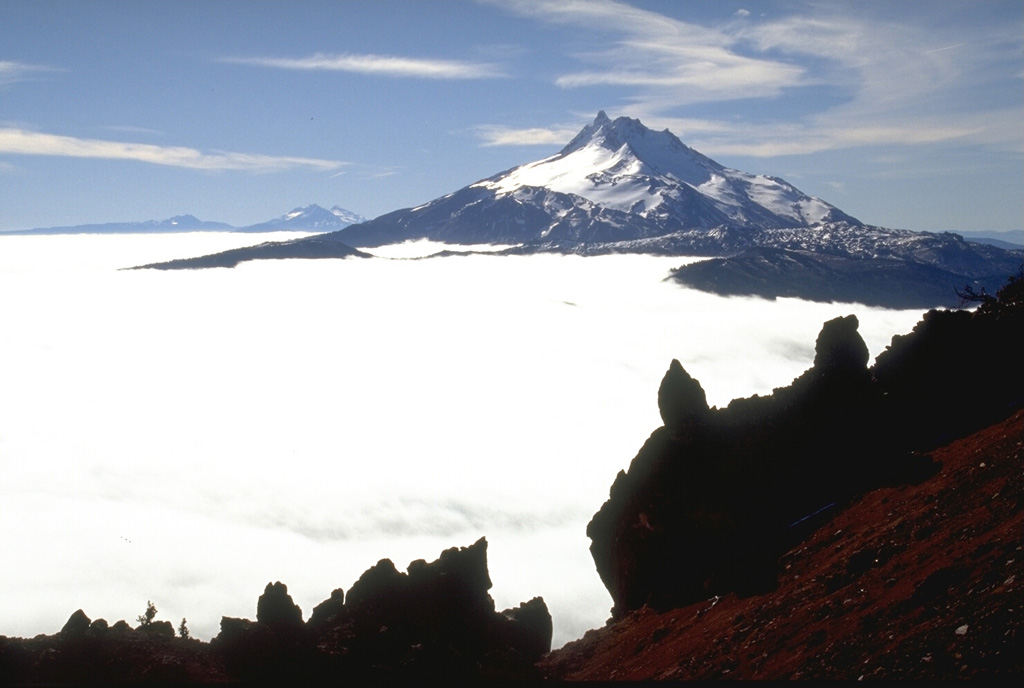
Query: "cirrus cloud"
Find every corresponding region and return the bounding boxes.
[486,0,1023,159]
[0,128,345,172]
[0,60,58,86]
[474,125,580,147]
[223,52,504,79]
[489,0,806,102]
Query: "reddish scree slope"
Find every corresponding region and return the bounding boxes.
[540,409,1024,681]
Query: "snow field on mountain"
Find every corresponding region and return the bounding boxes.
[454,112,849,239]
[0,233,926,649]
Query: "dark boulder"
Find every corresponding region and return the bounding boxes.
[256,581,304,630]
[86,618,108,639]
[344,557,408,613]
[657,359,710,438]
[205,538,551,683]
[304,537,551,683]
[60,610,91,637]
[307,588,344,631]
[813,314,869,373]
[214,583,316,682]
[212,616,280,681]
[498,597,554,663]
[109,620,132,635]
[138,619,175,639]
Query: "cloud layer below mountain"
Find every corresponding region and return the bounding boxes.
[0,233,928,647]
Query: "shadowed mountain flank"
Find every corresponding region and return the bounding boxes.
[131,234,371,270]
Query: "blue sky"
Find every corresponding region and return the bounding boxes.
[1,0,1021,233]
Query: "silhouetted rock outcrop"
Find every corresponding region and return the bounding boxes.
[0,539,550,684]
[207,537,551,683]
[657,359,710,439]
[301,537,551,683]
[307,588,344,631]
[544,409,1024,680]
[588,271,1024,619]
[60,610,91,637]
[256,582,303,630]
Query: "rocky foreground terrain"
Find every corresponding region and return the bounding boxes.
[0,539,551,684]
[541,407,1023,680]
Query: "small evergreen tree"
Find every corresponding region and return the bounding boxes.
[137,600,157,627]
[178,617,189,639]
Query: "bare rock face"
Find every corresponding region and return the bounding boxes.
[813,314,869,372]
[499,597,555,664]
[209,537,551,683]
[60,610,91,637]
[256,581,303,630]
[588,273,1024,621]
[307,588,344,631]
[657,359,710,438]
[323,538,550,682]
[589,315,899,618]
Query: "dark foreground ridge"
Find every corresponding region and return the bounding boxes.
[538,269,1023,680]
[543,407,1024,680]
[0,538,551,684]
[588,269,1024,620]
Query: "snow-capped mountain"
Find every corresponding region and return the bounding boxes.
[338,111,858,247]
[135,113,1020,308]
[475,111,855,229]
[238,204,367,233]
[328,205,366,225]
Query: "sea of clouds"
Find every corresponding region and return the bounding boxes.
[0,233,930,647]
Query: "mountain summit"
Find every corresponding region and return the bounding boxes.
[238,204,366,233]
[475,111,856,228]
[338,112,858,247]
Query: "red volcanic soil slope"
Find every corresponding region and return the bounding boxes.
[541,409,1024,681]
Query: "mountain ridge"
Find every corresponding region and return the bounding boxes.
[2,204,366,235]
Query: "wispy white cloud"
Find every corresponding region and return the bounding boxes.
[0,60,57,86]
[367,168,401,179]
[492,0,1023,158]
[648,109,1015,159]
[223,52,503,79]
[100,124,166,137]
[496,0,805,102]
[0,128,346,171]
[475,125,580,147]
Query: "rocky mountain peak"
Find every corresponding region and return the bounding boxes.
[557,112,722,184]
